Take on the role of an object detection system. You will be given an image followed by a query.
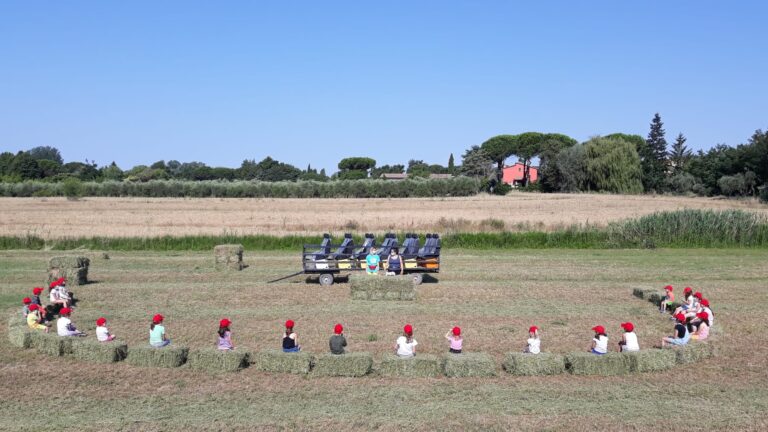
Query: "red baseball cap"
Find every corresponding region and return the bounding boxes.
[664,285,673,291]
[60,307,72,315]
[592,325,605,334]
[23,297,32,304]
[49,278,66,289]
[529,326,539,333]
[152,314,164,324]
[620,322,635,332]
[696,312,709,320]
[285,319,294,329]
[675,313,686,322]
[32,287,43,295]
[684,287,693,293]
[693,292,702,299]
[700,298,710,307]
[29,304,39,311]
[334,324,343,334]
[403,324,413,335]
[96,317,106,326]
[220,318,232,328]
[452,326,461,336]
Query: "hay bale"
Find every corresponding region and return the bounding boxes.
[565,352,631,376]
[187,349,251,372]
[7,314,33,349]
[29,332,74,357]
[48,255,89,286]
[646,291,665,305]
[502,352,565,376]
[251,349,314,374]
[624,350,677,373]
[214,244,244,271]
[378,354,441,378]
[442,352,496,377]
[49,256,90,268]
[348,274,415,301]
[69,338,128,363]
[125,345,189,368]
[667,342,715,364]
[311,352,373,377]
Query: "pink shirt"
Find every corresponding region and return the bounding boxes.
[696,323,709,340]
[449,337,463,351]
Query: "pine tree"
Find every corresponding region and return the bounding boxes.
[668,133,691,173]
[448,153,455,172]
[639,113,669,192]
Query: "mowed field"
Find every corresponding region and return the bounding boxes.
[2,193,767,239]
[1,249,767,431]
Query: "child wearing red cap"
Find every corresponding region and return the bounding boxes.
[329,323,347,355]
[22,297,32,318]
[618,322,639,352]
[690,312,710,341]
[30,287,47,320]
[523,326,540,354]
[282,320,301,353]
[96,317,116,342]
[662,313,690,347]
[149,314,171,348]
[395,324,418,358]
[26,304,49,332]
[699,298,714,327]
[659,285,675,313]
[49,280,70,310]
[588,326,608,355]
[217,318,235,351]
[444,326,463,354]
[672,287,695,319]
[57,308,86,337]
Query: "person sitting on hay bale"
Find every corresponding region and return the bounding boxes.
[365,247,381,275]
[671,287,695,319]
[49,278,71,310]
[96,317,116,342]
[659,285,675,313]
[685,292,704,319]
[282,320,301,353]
[218,318,235,351]
[588,325,609,355]
[149,314,171,348]
[57,308,86,337]
[699,298,714,327]
[329,323,347,355]
[618,322,640,352]
[31,287,48,321]
[22,297,32,318]
[523,326,541,354]
[662,313,691,348]
[26,304,49,333]
[445,326,462,354]
[690,312,710,341]
[395,324,418,358]
[386,248,404,276]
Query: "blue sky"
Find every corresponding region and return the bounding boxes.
[1,1,766,173]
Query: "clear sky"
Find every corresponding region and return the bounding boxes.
[1,1,766,173]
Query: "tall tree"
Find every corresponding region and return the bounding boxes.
[460,145,494,179]
[668,133,692,174]
[448,153,455,172]
[27,146,64,164]
[512,132,546,186]
[639,113,669,192]
[584,137,643,194]
[480,135,517,181]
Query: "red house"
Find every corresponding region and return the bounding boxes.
[502,162,538,186]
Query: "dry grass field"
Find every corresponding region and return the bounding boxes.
[1,249,767,431]
[2,193,766,239]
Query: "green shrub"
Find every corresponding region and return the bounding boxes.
[62,177,84,199]
[187,349,251,372]
[442,352,496,378]
[311,352,373,377]
[70,338,128,363]
[29,332,75,357]
[125,345,189,368]
[502,352,565,376]
[667,342,715,364]
[565,352,631,376]
[251,349,314,374]
[378,354,441,378]
[624,350,677,373]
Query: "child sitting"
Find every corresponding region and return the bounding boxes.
[31,287,47,320]
[149,314,171,347]
[329,323,347,355]
[672,287,694,318]
[22,297,31,318]
[445,326,463,354]
[282,319,300,352]
[523,326,541,354]
[218,318,235,351]
[26,304,49,332]
[618,322,640,352]
[690,312,710,341]
[588,325,608,355]
[662,313,690,347]
[395,324,418,358]
[700,298,714,327]
[686,292,704,318]
[49,280,70,310]
[57,308,86,337]
[660,285,675,313]
[96,317,116,342]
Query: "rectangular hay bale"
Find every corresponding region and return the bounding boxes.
[7,314,33,349]
[624,349,677,373]
[187,349,251,372]
[29,332,74,357]
[348,274,415,301]
[49,256,90,269]
[646,292,664,305]
[502,352,565,376]
[667,342,715,364]
[69,338,128,363]
[565,352,631,376]
[311,352,373,377]
[214,244,244,270]
[378,354,441,378]
[251,349,314,374]
[442,352,496,377]
[125,345,189,368]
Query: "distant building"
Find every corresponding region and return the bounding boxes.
[502,162,538,186]
[380,173,408,180]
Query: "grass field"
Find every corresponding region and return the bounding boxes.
[2,193,766,239]
[1,248,767,431]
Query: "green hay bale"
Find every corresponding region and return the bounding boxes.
[29,332,74,357]
[348,274,415,301]
[48,256,90,286]
[502,352,565,376]
[125,345,189,368]
[187,349,251,372]
[7,314,33,349]
[69,338,128,363]
[442,352,496,377]
[624,350,677,373]
[251,349,314,374]
[565,352,631,376]
[214,244,244,270]
[311,352,373,377]
[645,292,665,304]
[49,256,90,269]
[667,342,715,364]
[378,354,441,378]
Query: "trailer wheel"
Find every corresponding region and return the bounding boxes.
[319,273,335,286]
[411,273,424,285]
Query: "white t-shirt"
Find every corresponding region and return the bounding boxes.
[396,336,418,357]
[57,317,77,336]
[50,288,59,302]
[622,332,639,352]
[593,335,608,354]
[96,326,110,342]
[527,337,541,354]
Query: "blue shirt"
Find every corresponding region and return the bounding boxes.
[365,254,381,273]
